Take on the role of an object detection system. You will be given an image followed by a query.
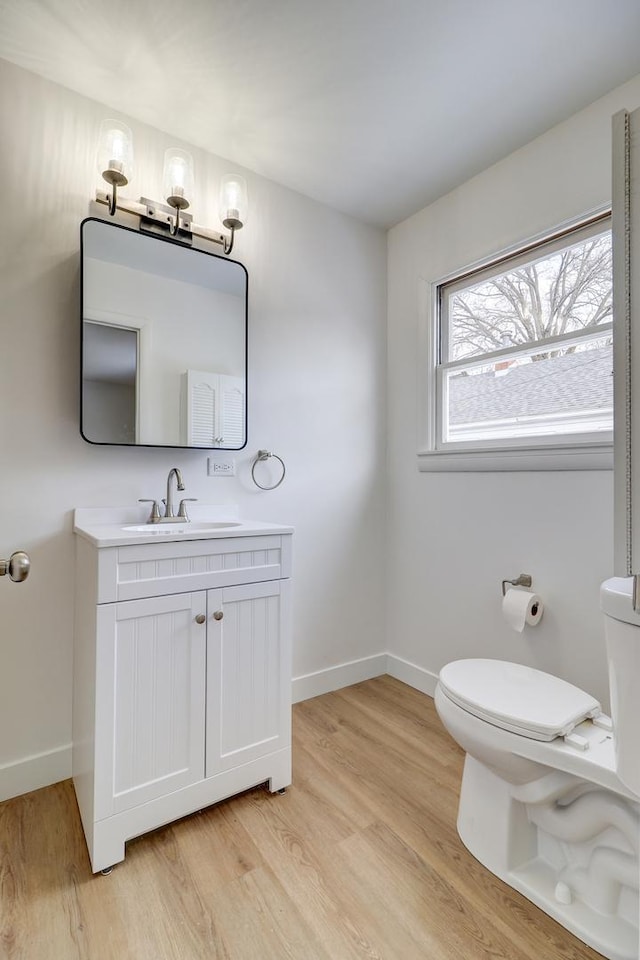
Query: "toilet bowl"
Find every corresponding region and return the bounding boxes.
[434,577,640,960]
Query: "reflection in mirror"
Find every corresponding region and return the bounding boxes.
[83,322,137,443]
[81,218,248,449]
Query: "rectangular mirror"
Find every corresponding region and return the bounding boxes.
[80,218,248,449]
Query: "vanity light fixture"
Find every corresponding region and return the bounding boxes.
[95,124,247,255]
[97,120,134,216]
[219,174,248,246]
[162,148,194,237]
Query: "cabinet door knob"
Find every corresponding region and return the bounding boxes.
[195,614,206,624]
[0,551,31,582]
[213,611,224,621]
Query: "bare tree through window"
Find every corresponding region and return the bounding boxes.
[436,221,613,446]
[449,234,612,362]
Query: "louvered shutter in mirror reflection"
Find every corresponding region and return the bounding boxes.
[221,384,245,447]
[190,376,217,445]
[183,370,245,447]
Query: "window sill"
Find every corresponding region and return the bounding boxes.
[417,444,613,473]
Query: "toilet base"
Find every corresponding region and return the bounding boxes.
[457,755,639,960]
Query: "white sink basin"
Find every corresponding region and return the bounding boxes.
[122,521,242,534]
[74,508,293,547]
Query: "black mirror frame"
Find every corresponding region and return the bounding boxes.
[79,216,248,451]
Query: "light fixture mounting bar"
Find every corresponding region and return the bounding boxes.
[139,197,193,243]
[95,190,232,252]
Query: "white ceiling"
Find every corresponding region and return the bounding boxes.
[2,0,640,227]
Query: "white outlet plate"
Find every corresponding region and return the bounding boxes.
[207,457,236,477]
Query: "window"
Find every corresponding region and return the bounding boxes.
[423,215,613,470]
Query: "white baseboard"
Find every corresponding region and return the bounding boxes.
[0,743,71,803]
[292,653,388,703]
[1,657,436,802]
[386,654,439,697]
[291,652,438,703]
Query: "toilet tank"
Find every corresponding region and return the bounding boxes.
[600,577,640,798]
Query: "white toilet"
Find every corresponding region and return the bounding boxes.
[435,577,640,960]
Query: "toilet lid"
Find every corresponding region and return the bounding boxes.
[438,659,601,741]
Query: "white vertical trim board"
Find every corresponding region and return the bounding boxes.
[0,743,71,803]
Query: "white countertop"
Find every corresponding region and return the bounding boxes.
[74,505,294,548]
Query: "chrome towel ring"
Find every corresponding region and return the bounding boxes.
[251,449,286,490]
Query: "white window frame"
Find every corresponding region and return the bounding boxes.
[418,209,614,472]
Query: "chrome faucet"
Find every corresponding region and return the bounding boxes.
[139,467,197,523]
[164,467,185,519]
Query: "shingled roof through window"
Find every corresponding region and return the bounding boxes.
[448,345,613,424]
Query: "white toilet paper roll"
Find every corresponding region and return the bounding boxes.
[502,589,543,632]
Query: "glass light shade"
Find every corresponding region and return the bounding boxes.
[97,119,133,186]
[163,148,194,209]
[219,174,248,229]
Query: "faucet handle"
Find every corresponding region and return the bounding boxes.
[138,499,162,522]
[178,498,197,521]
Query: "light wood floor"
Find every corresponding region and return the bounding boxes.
[0,676,604,959]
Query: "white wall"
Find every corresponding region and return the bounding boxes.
[387,74,640,709]
[0,58,387,798]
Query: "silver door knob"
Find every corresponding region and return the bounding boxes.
[195,614,206,624]
[0,551,30,583]
[213,611,223,621]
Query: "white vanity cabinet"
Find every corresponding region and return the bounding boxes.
[73,517,292,873]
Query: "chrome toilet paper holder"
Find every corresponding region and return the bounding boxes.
[501,573,532,596]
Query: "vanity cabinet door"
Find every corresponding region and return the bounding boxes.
[205,579,291,777]
[95,592,207,819]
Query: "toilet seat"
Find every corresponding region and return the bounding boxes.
[438,659,602,742]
